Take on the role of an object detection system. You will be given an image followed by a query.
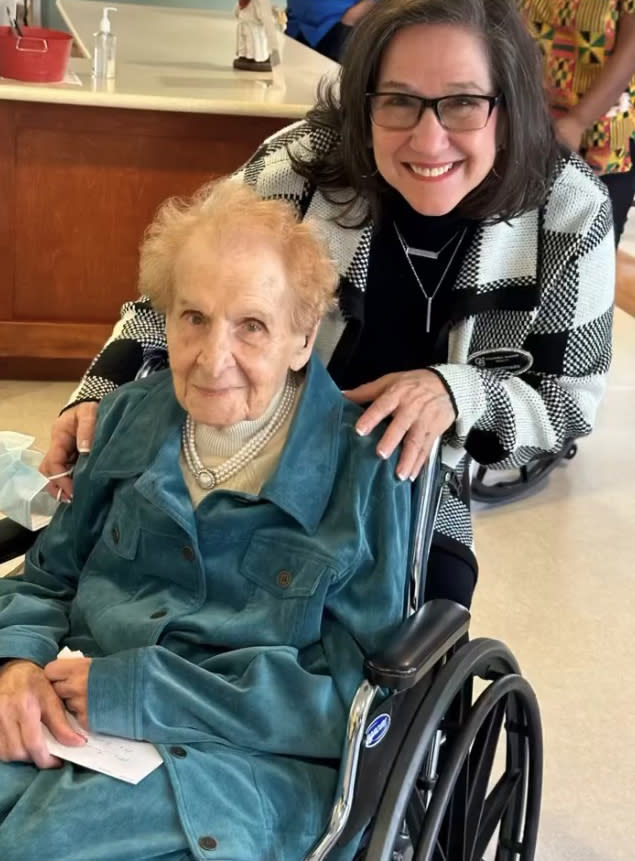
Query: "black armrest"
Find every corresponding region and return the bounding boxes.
[364,599,470,691]
[0,520,41,565]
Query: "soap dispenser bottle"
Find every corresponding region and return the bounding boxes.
[92,6,118,80]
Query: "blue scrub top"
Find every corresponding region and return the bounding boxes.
[286,0,355,46]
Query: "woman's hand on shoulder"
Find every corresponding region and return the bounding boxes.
[0,660,85,767]
[343,370,456,480]
[39,402,99,502]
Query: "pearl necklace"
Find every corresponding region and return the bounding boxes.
[182,373,298,490]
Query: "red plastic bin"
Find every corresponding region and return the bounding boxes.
[0,26,72,83]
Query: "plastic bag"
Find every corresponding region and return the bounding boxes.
[0,432,59,530]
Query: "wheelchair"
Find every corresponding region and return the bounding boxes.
[471,437,578,504]
[0,429,543,861]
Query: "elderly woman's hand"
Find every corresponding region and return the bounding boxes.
[44,657,93,731]
[0,660,85,767]
[344,370,456,480]
[39,402,99,502]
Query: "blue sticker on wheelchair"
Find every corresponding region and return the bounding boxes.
[364,714,391,748]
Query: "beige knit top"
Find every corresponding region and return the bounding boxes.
[179,379,303,507]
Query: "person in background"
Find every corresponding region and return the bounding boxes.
[522,0,635,245]
[285,0,376,61]
[40,0,615,612]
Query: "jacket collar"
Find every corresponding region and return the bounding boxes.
[259,354,342,533]
[90,355,343,535]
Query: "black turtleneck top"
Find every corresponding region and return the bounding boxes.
[332,194,477,391]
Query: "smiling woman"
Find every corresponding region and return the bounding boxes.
[368,23,501,216]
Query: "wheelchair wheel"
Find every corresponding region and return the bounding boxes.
[471,438,578,504]
[364,638,542,861]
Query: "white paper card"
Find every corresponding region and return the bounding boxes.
[42,648,164,784]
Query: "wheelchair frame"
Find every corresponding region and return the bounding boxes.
[306,440,543,860]
[471,438,578,504]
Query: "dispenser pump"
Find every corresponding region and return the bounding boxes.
[92,6,118,80]
[98,6,117,34]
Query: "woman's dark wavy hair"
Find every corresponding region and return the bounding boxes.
[289,0,560,225]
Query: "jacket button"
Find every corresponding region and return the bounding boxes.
[277,570,292,588]
[170,746,187,758]
[150,609,167,619]
[198,836,217,851]
[183,546,195,562]
[111,526,120,544]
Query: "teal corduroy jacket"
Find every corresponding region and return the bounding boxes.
[0,355,411,860]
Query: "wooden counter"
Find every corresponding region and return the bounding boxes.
[0,2,338,379]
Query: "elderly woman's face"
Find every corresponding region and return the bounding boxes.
[166,229,313,427]
[371,23,500,216]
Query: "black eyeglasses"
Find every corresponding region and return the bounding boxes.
[366,92,502,131]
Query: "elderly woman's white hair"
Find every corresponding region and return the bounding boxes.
[139,178,338,333]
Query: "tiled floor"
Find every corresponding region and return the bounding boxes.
[0,311,634,859]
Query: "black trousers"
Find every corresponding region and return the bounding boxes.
[425,545,477,610]
[600,137,635,247]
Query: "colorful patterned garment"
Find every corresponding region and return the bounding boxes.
[522,0,635,174]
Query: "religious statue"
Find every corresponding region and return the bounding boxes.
[233,0,280,72]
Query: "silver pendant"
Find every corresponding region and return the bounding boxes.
[197,469,216,490]
[408,247,439,260]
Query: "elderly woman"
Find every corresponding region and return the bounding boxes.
[0,180,410,861]
[42,0,614,612]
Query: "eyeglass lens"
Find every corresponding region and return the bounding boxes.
[370,94,492,131]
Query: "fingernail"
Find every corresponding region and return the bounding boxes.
[356,426,368,437]
[78,445,90,453]
[377,449,388,460]
[409,474,417,482]
[397,472,408,481]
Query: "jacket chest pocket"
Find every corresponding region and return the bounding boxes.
[82,510,198,602]
[77,510,143,616]
[238,535,332,646]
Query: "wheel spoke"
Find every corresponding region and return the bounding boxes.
[464,700,507,858]
[473,768,522,859]
[432,839,448,861]
[440,753,469,859]
[406,788,428,843]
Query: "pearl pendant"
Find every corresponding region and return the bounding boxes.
[197,469,216,490]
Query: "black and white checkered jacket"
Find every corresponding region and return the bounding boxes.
[71,121,614,562]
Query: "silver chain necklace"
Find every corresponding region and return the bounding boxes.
[394,222,468,333]
[393,227,460,260]
[182,372,298,490]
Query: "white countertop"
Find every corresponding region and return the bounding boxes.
[0,1,338,116]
